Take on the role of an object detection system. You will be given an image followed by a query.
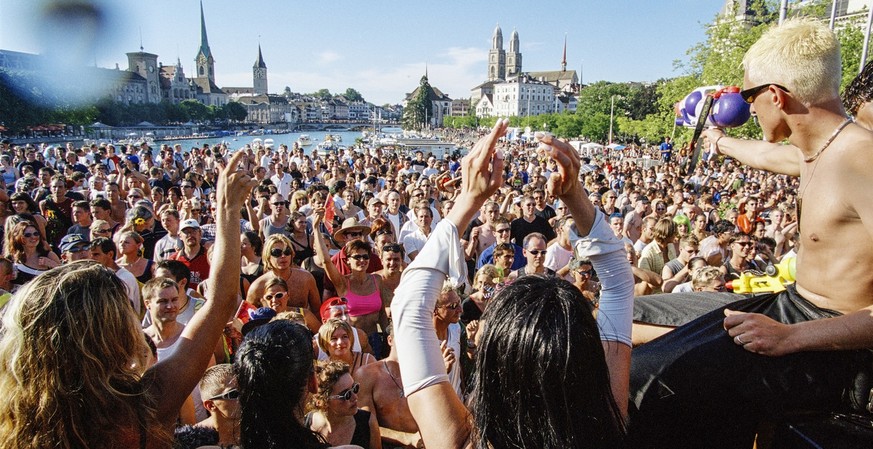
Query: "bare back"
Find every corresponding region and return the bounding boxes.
[356,360,419,433]
[794,126,873,314]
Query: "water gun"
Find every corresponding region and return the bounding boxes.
[675,85,751,175]
[725,256,796,294]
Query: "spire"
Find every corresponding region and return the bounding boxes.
[561,34,567,72]
[198,0,211,59]
[255,43,267,68]
[492,23,503,50]
[510,29,519,52]
[425,63,428,79]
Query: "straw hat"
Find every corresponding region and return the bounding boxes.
[332,217,372,241]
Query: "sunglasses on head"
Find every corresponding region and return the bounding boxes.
[264,292,286,302]
[329,383,360,401]
[207,389,240,401]
[349,253,370,261]
[270,248,293,257]
[382,243,402,253]
[375,229,393,237]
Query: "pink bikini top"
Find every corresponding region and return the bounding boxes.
[345,275,383,317]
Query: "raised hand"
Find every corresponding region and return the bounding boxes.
[216,150,257,212]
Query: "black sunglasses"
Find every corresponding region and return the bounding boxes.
[349,253,370,261]
[329,383,360,401]
[375,229,393,237]
[527,249,547,256]
[739,84,790,104]
[207,389,240,401]
[272,201,289,207]
[270,248,293,257]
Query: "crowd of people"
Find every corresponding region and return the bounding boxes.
[1,17,873,449]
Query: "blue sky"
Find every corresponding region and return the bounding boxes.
[0,0,723,105]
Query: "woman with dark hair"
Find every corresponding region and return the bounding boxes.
[390,121,633,448]
[9,191,48,240]
[307,360,381,449]
[234,320,358,449]
[240,230,264,286]
[5,220,59,287]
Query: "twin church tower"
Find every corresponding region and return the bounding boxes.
[488,24,522,81]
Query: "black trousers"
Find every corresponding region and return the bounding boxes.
[628,285,866,449]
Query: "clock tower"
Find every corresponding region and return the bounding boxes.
[195,0,215,84]
[253,44,268,95]
[126,50,160,103]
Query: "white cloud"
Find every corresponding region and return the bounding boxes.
[315,50,341,64]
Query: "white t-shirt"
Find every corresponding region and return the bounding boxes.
[115,267,142,316]
[544,243,573,282]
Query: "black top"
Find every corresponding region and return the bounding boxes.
[510,215,556,246]
[304,409,372,449]
[461,297,483,322]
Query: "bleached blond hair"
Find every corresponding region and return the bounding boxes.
[743,18,841,106]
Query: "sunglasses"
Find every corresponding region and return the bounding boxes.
[739,83,790,103]
[272,201,289,207]
[577,269,593,277]
[23,232,39,238]
[264,292,286,302]
[733,241,752,247]
[207,389,240,401]
[128,195,142,200]
[181,184,193,188]
[329,383,360,401]
[413,193,424,197]
[95,228,111,234]
[382,243,403,253]
[375,229,393,237]
[270,248,293,257]
[495,228,510,233]
[346,232,363,238]
[349,254,370,261]
[440,302,461,310]
[527,249,547,256]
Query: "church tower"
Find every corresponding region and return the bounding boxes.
[195,0,215,83]
[488,24,506,81]
[506,29,522,78]
[253,44,268,95]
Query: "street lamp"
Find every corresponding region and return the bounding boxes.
[608,95,621,144]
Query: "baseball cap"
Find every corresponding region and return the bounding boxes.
[59,234,88,253]
[241,307,277,336]
[367,197,384,208]
[179,219,201,231]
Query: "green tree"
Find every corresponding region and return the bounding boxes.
[311,88,332,100]
[224,101,248,122]
[402,75,433,130]
[343,88,364,102]
[179,99,211,122]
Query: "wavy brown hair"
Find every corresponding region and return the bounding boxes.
[0,261,166,449]
[308,360,350,412]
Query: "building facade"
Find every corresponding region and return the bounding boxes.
[488,76,555,117]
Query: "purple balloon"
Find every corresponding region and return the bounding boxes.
[711,92,751,128]
[684,91,703,118]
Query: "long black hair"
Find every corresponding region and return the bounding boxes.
[469,275,626,449]
[234,320,328,449]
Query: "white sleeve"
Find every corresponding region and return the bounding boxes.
[569,208,634,346]
[391,219,468,397]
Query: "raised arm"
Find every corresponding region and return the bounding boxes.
[150,150,255,422]
[702,129,802,176]
[312,208,347,297]
[392,119,509,449]
[539,132,634,419]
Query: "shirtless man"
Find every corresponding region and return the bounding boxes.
[629,20,873,448]
[623,195,649,243]
[463,201,499,262]
[356,326,422,449]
